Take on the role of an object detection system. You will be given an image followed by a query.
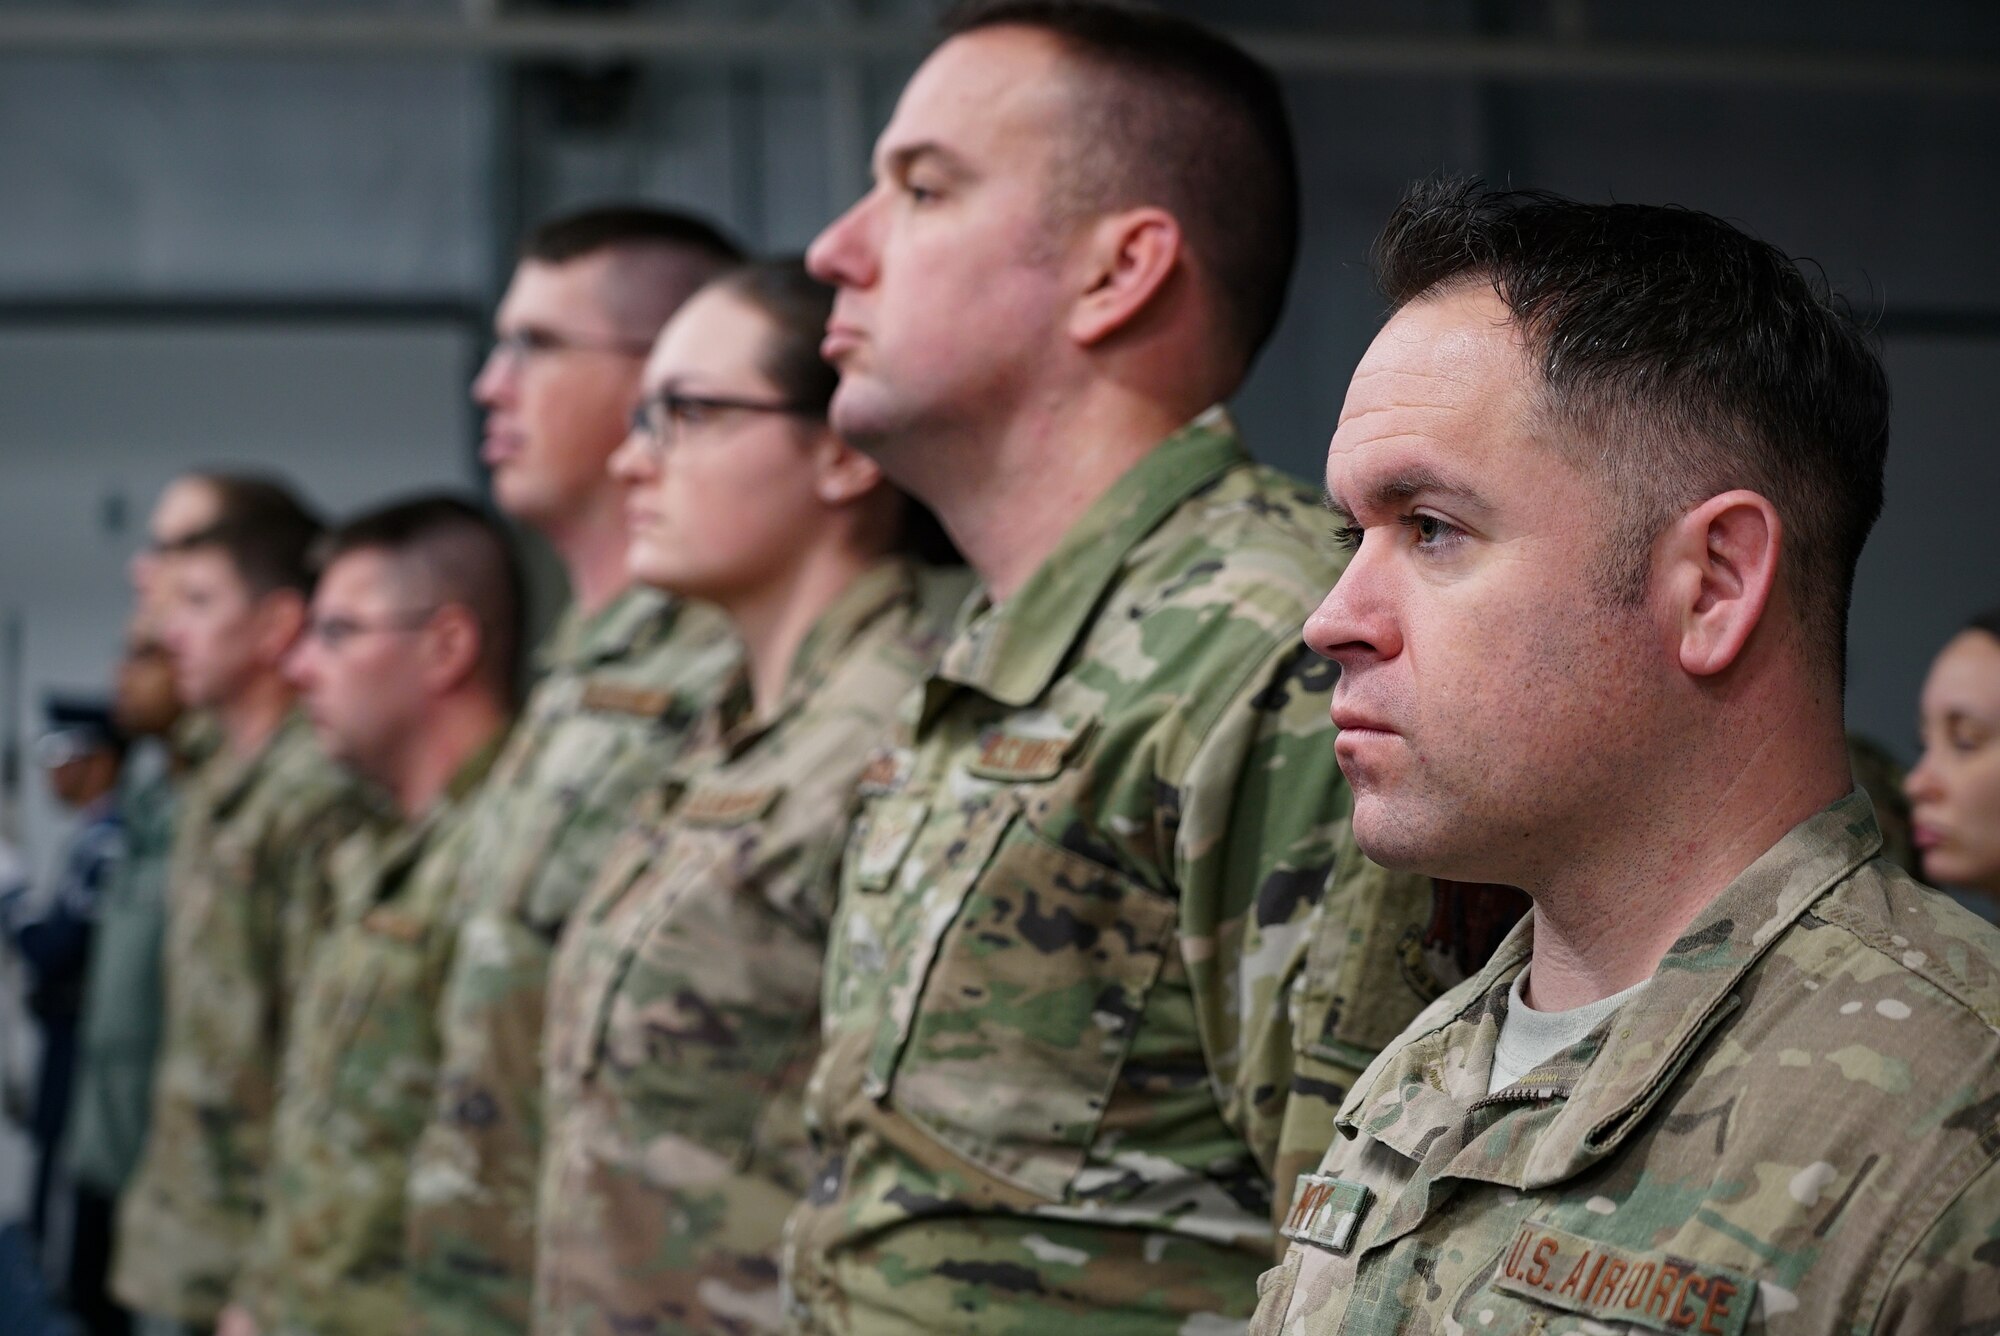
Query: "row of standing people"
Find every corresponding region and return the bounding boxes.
[41,3,2000,1335]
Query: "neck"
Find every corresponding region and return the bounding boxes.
[542,487,633,618]
[723,544,880,721]
[1522,710,1851,1012]
[900,383,1194,602]
[217,673,295,759]
[387,694,508,819]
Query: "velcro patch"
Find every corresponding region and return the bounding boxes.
[856,747,909,798]
[676,784,782,826]
[1491,1221,1752,1336]
[965,720,1091,782]
[361,906,427,944]
[580,680,675,719]
[1281,1173,1371,1254]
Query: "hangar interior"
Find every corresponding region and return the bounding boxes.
[0,0,1996,860]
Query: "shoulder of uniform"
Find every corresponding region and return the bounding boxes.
[1128,458,1344,614]
[1806,859,2000,1033]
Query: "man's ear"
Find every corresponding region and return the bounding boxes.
[254,589,308,669]
[422,605,483,694]
[811,431,886,507]
[1067,206,1182,349]
[1659,489,1782,678]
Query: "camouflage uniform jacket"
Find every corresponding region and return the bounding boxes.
[1249,790,2000,1336]
[537,558,966,1336]
[238,733,507,1336]
[407,587,740,1336]
[785,412,1445,1333]
[112,711,371,1325]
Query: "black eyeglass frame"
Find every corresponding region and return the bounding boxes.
[627,389,822,453]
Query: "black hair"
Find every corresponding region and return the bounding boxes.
[1371,177,1889,680]
[1967,607,2000,644]
[318,495,526,704]
[942,0,1299,386]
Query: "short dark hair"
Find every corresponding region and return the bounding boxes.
[518,204,747,343]
[318,495,526,704]
[1371,177,1889,680]
[520,204,744,269]
[1967,607,2000,645]
[175,475,323,598]
[942,0,1299,386]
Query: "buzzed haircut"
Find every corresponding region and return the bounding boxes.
[1371,177,1889,684]
[519,203,747,343]
[317,495,526,704]
[942,0,1300,387]
[175,474,324,599]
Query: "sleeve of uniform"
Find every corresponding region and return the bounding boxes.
[1172,636,1441,1234]
[1169,643,1369,1171]
[1871,1152,2000,1333]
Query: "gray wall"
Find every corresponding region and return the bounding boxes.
[0,0,1996,862]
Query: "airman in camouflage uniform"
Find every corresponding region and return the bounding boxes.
[785,415,1442,1331]
[406,202,744,1336]
[405,589,738,1334]
[1251,792,2000,1335]
[1254,180,1993,1334]
[537,558,963,1336]
[112,711,369,1326]
[235,738,503,1336]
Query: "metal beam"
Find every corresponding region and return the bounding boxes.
[0,12,1994,96]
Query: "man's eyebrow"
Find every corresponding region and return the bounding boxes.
[1330,466,1491,520]
[1320,488,1354,526]
[881,141,971,181]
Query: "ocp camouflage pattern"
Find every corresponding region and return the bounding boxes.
[406,588,739,1336]
[785,413,1449,1333]
[537,559,963,1336]
[1251,790,2000,1336]
[112,712,373,1326]
[236,736,505,1336]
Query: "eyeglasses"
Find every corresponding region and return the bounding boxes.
[488,327,654,366]
[304,608,437,652]
[627,390,819,456]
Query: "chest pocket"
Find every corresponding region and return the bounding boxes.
[872,791,1178,1202]
[305,913,439,1142]
[500,718,644,929]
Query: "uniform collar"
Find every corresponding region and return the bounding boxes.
[204,708,315,817]
[932,407,1244,710]
[365,727,511,895]
[1342,790,1884,1195]
[537,584,679,676]
[711,557,925,755]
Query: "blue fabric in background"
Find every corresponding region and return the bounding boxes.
[0,1220,77,1336]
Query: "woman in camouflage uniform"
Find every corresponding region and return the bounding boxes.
[533,260,964,1335]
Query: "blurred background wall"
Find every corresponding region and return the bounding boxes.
[0,0,1996,869]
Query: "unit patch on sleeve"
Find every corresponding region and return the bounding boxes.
[1489,1220,1752,1336]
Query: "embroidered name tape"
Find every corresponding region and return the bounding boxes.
[580,680,676,719]
[965,719,1092,782]
[1492,1220,1751,1336]
[855,747,909,797]
[676,785,782,826]
[1282,1173,1372,1254]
